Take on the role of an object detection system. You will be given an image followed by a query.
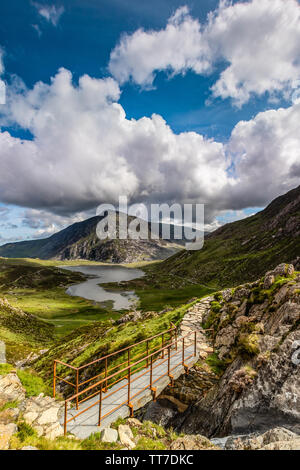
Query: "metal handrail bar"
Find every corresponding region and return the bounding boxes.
[54,326,176,400]
[66,330,192,404]
[77,326,175,370]
[62,330,197,433]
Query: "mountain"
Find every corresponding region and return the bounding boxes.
[144,185,300,288]
[0,213,190,263]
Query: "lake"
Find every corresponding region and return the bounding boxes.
[60,264,144,310]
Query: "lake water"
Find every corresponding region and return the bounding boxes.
[60,265,144,311]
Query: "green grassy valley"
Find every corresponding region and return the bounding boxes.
[0,258,122,340]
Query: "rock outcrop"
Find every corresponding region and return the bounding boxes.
[170,434,219,450]
[21,395,64,439]
[0,423,17,450]
[0,371,26,402]
[225,427,300,450]
[172,265,300,438]
[0,370,65,447]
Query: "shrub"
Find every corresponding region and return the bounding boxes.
[111,416,127,429]
[211,301,222,313]
[81,433,122,450]
[205,353,227,376]
[16,422,37,442]
[135,437,166,450]
[142,421,166,438]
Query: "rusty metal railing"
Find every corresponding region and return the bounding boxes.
[53,325,178,408]
[56,328,198,435]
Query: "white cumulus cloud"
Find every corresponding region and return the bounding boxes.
[0,68,299,229]
[0,68,229,221]
[109,0,300,106]
[228,102,300,206]
[109,6,211,88]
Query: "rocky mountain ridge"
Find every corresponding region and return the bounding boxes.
[0,214,186,263]
[144,185,300,288]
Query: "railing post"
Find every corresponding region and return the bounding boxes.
[168,345,174,387]
[128,365,131,404]
[175,329,178,351]
[105,357,108,392]
[127,347,131,406]
[161,334,164,358]
[150,355,153,389]
[182,338,185,366]
[53,360,57,398]
[146,340,149,368]
[98,383,103,426]
[76,369,79,410]
[194,331,197,357]
[64,401,67,436]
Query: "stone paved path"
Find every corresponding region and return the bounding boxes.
[180,296,214,358]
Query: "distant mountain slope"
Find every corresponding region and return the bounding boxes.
[145,185,300,288]
[0,214,188,263]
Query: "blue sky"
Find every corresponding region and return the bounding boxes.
[0,0,299,243]
[1,0,268,139]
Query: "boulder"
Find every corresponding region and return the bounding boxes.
[233,288,251,301]
[266,263,295,279]
[118,424,135,449]
[264,275,275,290]
[170,435,218,450]
[260,427,299,445]
[127,418,142,427]
[235,316,249,328]
[100,427,118,443]
[0,372,26,402]
[43,422,64,440]
[23,411,39,425]
[225,427,300,450]
[261,439,300,450]
[0,407,19,424]
[221,289,233,302]
[21,446,38,450]
[37,406,60,425]
[142,399,177,427]
[22,395,64,439]
[0,423,17,450]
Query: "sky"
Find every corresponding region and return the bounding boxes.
[0,0,299,244]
